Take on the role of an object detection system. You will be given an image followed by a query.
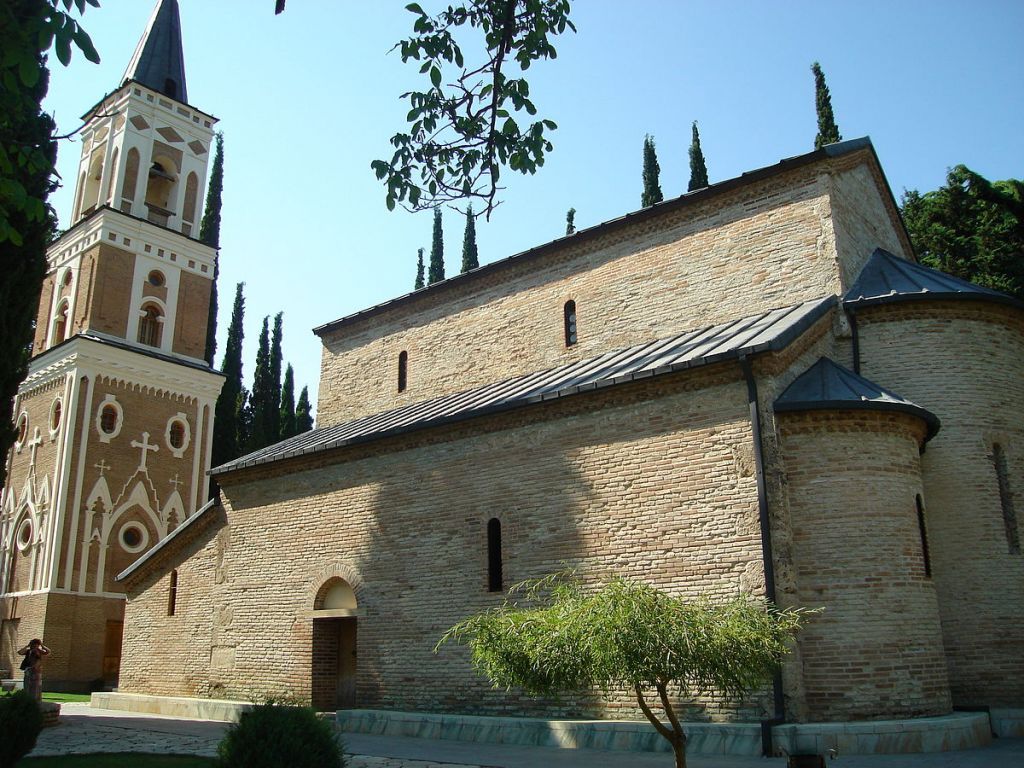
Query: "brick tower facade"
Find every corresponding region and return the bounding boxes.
[0,0,223,690]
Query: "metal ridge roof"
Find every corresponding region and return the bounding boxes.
[844,248,1022,310]
[774,357,940,441]
[33,332,223,375]
[314,138,878,338]
[122,0,188,103]
[215,296,836,476]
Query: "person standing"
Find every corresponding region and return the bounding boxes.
[17,638,50,702]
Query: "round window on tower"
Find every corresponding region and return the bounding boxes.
[148,270,165,287]
[95,397,124,442]
[100,405,118,434]
[62,270,73,289]
[15,412,28,446]
[169,420,185,449]
[119,522,149,554]
[16,519,33,552]
[164,413,191,457]
[50,398,62,433]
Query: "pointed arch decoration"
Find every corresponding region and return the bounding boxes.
[161,489,186,529]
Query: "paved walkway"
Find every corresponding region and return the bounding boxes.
[27,704,1024,767]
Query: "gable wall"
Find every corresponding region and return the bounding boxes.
[316,156,895,428]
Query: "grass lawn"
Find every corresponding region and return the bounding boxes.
[22,755,216,767]
[42,692,93,703]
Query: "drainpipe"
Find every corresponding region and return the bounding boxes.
[740,355,785,756]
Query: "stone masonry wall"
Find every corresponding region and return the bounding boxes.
[778,411,952,721]
[856,301,1024,708]
[121,367,775,721]
[82,243,135,341]
[316,152,891,428]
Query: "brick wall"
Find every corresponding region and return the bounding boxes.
[778,410,951,720]
[122,367,776,720]
[84,243,136,340]
[856,301,1024,707]
[172,271,212,359]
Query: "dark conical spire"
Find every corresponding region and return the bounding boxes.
[122,0,188,103]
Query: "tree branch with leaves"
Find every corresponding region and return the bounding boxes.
[371,0,575,220]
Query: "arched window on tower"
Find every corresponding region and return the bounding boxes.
[81,150,105,216]
[487,518,503,592]
[144,155,178,226]
[915,495,932,577]
[105,147,119,205]
[51,300,69,346]
[398,351,408,393]
[182,172,199,236]
[121,148,140,214]
[563,300,578,346]
[137,303,163,348]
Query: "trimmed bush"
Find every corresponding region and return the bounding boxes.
[0,690,44,768]
[216,701,344,768]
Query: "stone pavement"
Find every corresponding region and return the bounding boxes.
[27,704,1024,767]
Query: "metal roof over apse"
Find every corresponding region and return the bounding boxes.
[774,357,940,441]
[214,296,837,475]
[844,248,1022,309]
[122,0,188,102]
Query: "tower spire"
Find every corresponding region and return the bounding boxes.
[122,0,188,103]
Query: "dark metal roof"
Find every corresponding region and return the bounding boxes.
[844,248,1022,309]
[774,357,940,441]
[216,296,836,476]
[122,0,188,103]
[116,498,218,582]
[315,138,892,338]
[33,332,223,376]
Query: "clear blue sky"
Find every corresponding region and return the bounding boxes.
[43,1,1024,418]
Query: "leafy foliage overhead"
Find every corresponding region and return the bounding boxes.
[901,166,1024,300]
[371,0,575,220]
[438,575,812,768]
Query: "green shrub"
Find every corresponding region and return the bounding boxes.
[216,702,344,768]
[0,690,44,768]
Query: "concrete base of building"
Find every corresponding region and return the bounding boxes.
[992,709,1024,738]
[90,692,253,722]
[335,709,994,757]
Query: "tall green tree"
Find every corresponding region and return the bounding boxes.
[811,61,842,149]
[212,283,245,469]
[641,135,663,208]
[687,121,709,192]
[247,316,272,451]
[268,311,283,441]
[279,363,297,440]
[428,207,445,284]
[295,386,314,433]
[0,0,99,487]
[461,205,479,272]
[414,247,425,290]
[371,0,576,219]
[565,207,576,236]
[438,576,812,768]
[200,131,225,365]
[236,386,253,455]
[901,166,1024,300]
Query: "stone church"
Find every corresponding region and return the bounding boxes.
[0,0,222,688]
[4,0,1023,754]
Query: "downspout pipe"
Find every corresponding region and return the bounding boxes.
[740,355,786,755]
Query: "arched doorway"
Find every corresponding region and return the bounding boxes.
[310,577,358,711]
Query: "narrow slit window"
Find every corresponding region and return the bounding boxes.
[398,351,408,393]
[992,444,1020,554]
[167,569,178,616]
[487,518,503,592]
[916,495,932,577]
[563,300,577,346]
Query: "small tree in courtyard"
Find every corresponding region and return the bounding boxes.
[437,575,812,768]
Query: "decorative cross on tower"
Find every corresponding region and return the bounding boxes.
[94,459,112,477]
[169,474,183,491]
[27,428,43,473]
[130,432,159,472]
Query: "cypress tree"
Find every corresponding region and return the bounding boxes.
[295,386,314,433]
[414,247,425,290]
[268,311,283,442]
[641,135,663,208]
[565,208,576,235]
[688,121,709,192]
[280,363,296,440]
[247,316,271,451]
[236,387,253,454]
[428,207,445,284]
[212,283,245,469]
[461,205,479,272]
[812,62,842,149]
[200,132,224,365]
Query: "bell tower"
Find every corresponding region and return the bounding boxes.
[0,0,224,690]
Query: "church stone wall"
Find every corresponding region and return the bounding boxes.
[317,155,889,428]
[778,410,952,721]
[122,367,775,719]
[855,301,1024,708]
